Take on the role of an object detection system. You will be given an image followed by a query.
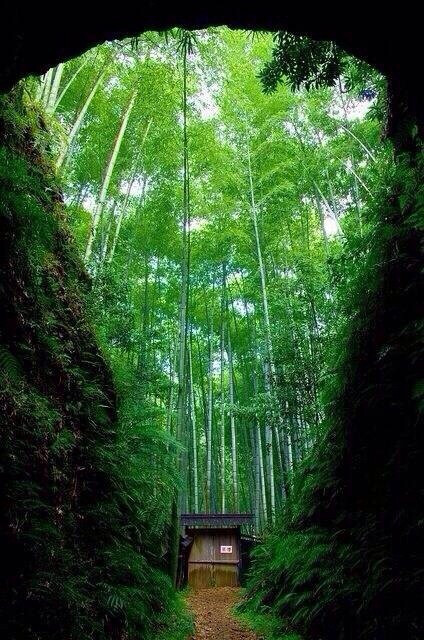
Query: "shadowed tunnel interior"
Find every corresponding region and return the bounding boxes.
[0,5,423,640]
[1,6,423,125]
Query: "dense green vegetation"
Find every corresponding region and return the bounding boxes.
[34,28,389,522]
[0,25,422,640]
[238,33,424,640]
[0,88,191,640]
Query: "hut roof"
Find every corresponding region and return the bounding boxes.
[181,513,254,528]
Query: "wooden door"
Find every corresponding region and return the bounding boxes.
[187,529,239,589]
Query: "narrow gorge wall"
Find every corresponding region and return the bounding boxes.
[0,89,119,638]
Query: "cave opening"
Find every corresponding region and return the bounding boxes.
[0,12,422,640]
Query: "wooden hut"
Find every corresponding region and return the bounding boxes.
[179,513,254,589]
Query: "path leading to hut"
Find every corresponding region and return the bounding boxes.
[187,587,258,640]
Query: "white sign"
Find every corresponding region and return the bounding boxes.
[220,545,232,554]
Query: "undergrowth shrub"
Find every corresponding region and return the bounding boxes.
[0,89,191,639]
[241,149,424,639]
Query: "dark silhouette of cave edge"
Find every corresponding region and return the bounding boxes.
[1,5,423,139]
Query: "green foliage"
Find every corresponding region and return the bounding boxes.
[259,31,385,121]
[260,32,344,93]
[241,149,424,638]
[0,89,191,639]
[3,24,419,640]
[237,607,301,640]
[41,23,392,536]
[0,344,22,381]
[224,31,423,640]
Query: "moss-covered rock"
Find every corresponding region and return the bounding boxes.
[0,89,191,640]
[242,148,424,639]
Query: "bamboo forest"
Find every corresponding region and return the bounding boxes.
[0,18,422,640]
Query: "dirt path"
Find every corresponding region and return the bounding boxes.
[187,587,258,640]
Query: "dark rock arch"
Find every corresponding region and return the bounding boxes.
[0,6,422,638]
[1,5,423,137]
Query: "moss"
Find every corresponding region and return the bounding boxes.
[0,90,187,639]
[242,147,424,639]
